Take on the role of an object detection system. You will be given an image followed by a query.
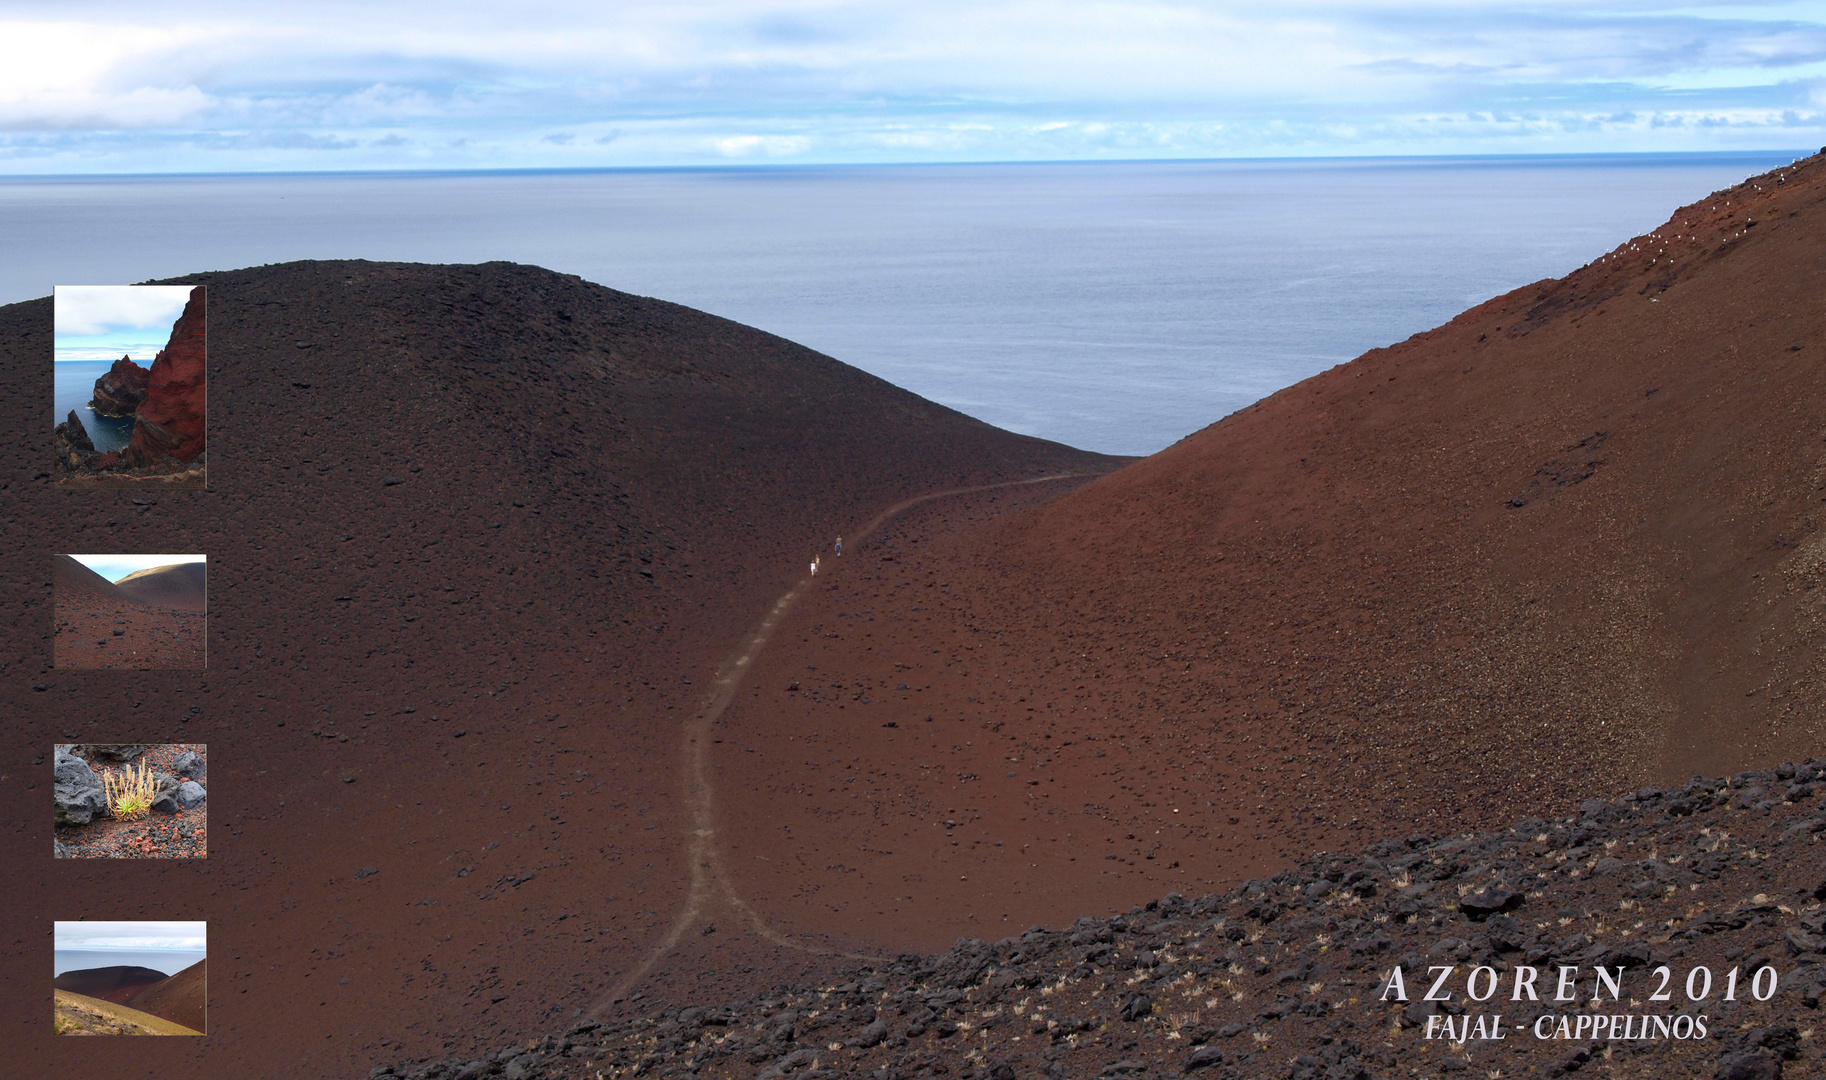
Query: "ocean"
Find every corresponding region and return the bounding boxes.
[54,949,206,977]
[7,153,1807,455]
[54,360,138,452]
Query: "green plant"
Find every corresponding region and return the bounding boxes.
[102,759,157,822]
[54,1014,77,1035]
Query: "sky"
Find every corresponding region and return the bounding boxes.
[55,921,207,953]
[0,1,1821,173]
[67,553,206,582]
[54,284,194,361]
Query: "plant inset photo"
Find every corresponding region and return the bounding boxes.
[53,554,206,670]
[53,284,206,488]
[54,921,205,1035]
[53,744,206,859]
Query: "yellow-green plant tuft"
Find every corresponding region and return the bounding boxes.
[102,759,158,822]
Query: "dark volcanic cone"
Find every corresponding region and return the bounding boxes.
[113,562,207,613]
[122,958,206,1034]
[52,553,149,609]
[2,259,1118,1078]
[54,965,171,1004]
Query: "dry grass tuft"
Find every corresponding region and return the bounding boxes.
[102,759,158,822]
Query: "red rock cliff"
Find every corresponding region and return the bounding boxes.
[124,285,205,465]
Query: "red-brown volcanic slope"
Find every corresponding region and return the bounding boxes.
[125,958,207,1033]
[115,562,208,612]
[53,553,206,669]
[711,154,1826,955]
[0,260,1117,1079]
[7,149,1821,1074]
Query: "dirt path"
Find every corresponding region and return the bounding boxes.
[590,473,1091,1013]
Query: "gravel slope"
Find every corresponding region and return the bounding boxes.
[369,760,1826,1080]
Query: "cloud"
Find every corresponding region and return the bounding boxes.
[54,285,192,335]
[751,15,846,45]
[0,2,1822,168]
[0,21,218,128]
[713,132,812,156]
[55,920,207,952]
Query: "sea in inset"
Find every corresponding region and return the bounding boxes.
[54,949,205,977]
[6,152,1810,454]
[54,361,137,453]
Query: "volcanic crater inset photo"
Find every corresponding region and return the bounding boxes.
[52,554,207,670]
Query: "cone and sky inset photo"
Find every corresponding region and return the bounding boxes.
[53,554,206,670]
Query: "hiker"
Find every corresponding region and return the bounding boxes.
[810,559,817,576]
[835,536,843,556]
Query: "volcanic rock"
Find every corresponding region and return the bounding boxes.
[370,759,1826,1080]
[56,409,94,453]
[1457,886,1522,920]
[1714,1050,1782,1080]
[175,780,206,809]
[122,285,205,465]
[52,408,100,475]
[71,743,150,761]
[148,770,182,814]
[52,747,106,825]
[1182,1046,1226,1071]
[172,750,203,778]
[90,354,149,416]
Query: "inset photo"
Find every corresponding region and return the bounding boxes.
[53,554,206,670]
[53,284,206,488]
[54,921,205,1035]
[54,744,206,859]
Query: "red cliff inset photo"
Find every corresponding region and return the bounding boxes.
[53,284,206,488]
[54,554,206,670]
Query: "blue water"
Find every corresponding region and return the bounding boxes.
[2,153,1808,455]
[55,949,205,978]
[53,361,137,452]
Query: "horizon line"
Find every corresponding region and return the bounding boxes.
[2,147,1816,184]
[57,950,209,957]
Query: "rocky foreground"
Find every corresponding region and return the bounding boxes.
[367,762,1826,1080]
